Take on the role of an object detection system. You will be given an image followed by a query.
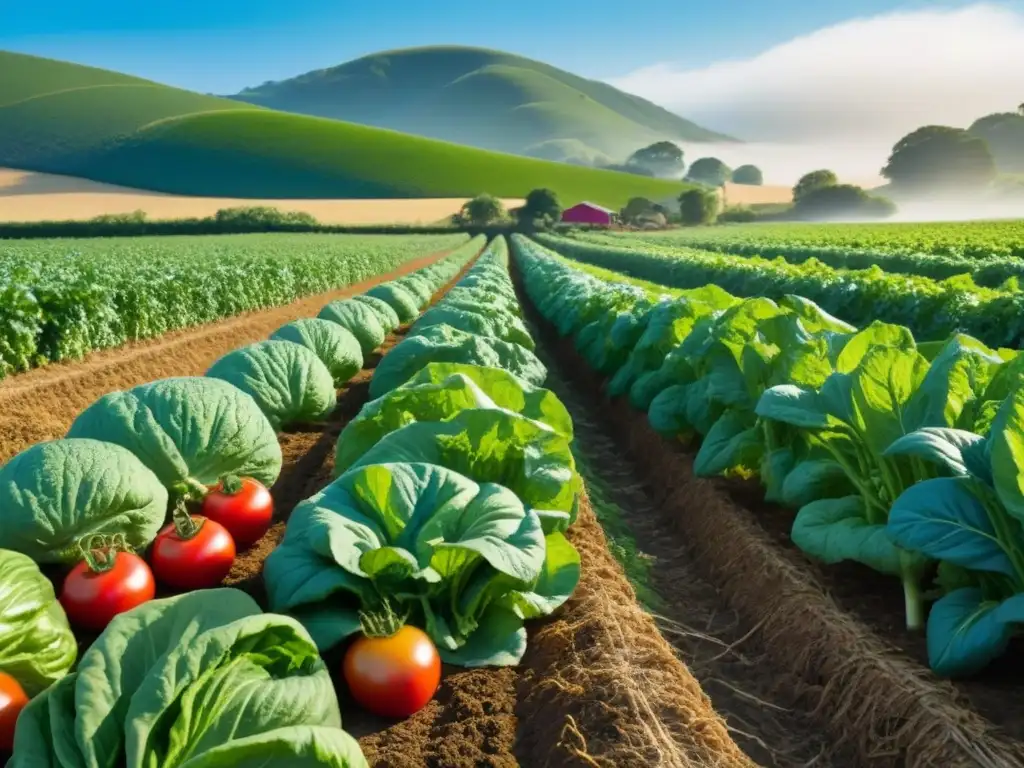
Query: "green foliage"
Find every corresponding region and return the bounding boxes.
[620,197,666,225]
[793,169,838,201]
[10,588,367,767]
[66,377,283,492]
[0,232,469,379]
[518,188,563,229]
[969,112,1024,174]
[626,141,685,177]
[0,439,168,564]
[206,341,338,431]
[791,184,896,220]
[731,164,763,185]
[0,549,76,697]
[717,206,758,223]
[685,157,731,187]
[882,125,997,190]
[271,319,364,387]
[460,194,507,226]
[678,188,720,225]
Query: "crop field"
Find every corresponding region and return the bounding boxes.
[5,223,1024,768]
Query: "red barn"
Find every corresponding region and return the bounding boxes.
[561,201,615,226]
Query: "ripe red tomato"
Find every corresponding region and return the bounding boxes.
[0,671,28,752]
[202,476,274,548]
[60,543,155,632]
[343,624,441,719]
[151,507,236,591]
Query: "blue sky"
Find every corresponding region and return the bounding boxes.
[1,0,961,93]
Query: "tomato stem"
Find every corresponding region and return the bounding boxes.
[78,533,132,573]
[170,500,204,540]
[219,474,244,495]
[171,478,210,502]
[358,598,408,638]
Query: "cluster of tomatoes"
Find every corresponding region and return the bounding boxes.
[59,476,273,632]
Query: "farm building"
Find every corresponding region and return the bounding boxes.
[561,201,615,226]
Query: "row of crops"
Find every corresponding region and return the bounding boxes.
[0,234,585,766]
[0,231,470,378]
[622,219,1024,259]
[573,228,1024,286]
[537,232,1024,349]
[513,233,1024,679]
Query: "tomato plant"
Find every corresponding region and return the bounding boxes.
[0,671,28,752]
[60,535,156,632]
[343,608,441,719]
[202,475,274,548]
[151,504,236,590]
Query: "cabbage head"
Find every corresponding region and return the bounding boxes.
[0,438,168,564]
[264,463,579,667]
[270,319,363,387]
[349,408,580,534]
[410,305,535,351]
[9,588,367,768]
[364,283,419,324]
[206,341,337,430]
[394,274,433,306]
[369,324,546,399]
[0,549,76,696]
[335,363,572,473]
[318,300,386,355]
[67,377,282,495]
[351,295,400,332]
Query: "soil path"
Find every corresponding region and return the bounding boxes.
[0,249,449,463]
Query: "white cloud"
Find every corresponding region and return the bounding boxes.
[607,4,1024,184]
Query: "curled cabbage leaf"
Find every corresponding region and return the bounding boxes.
[335,363,572,473]
[67,377,282,492]
[206,340,337,430]
[369,324,546,399]
[318,300,385,355]
[364,283,420,324]
[9,588,367,768]
[270,318,363,387]
[264,462,579,667]
[351,295,400,332]
[410,305,535,351]
[394,274,433,306]
[0,549,76,696]
[0,438,168,564]
[350,408,580,533]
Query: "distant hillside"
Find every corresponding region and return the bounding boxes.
[231,46,733,163]
[0,51,692,207]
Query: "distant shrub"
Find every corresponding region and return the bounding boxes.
[792,184,896,220]
[717,206,758,223]
[731,165,763,185]
[214,206,319,228]
[678,188,720,225]
[793,170,838,201]
[685,157,731,187]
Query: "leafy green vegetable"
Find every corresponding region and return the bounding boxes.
[0,549,76,696]
[410,305,535,351]
[364,283,420,324]
[369,324,546,399]
[9,588,367,767]
[0,439,168,564]
[264,462,579,667]
[67,377,282,494]
[270,318,363,387]
[348,409,581,534]
[336,367,571,474]
[318,300,386,355]
[351,295,400,332]
[206,340,337,430]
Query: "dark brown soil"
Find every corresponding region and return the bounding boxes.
[512,259,1024,768]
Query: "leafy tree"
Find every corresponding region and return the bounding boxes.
[517,188,562,229]
[792,170,837,201]
[626,141,685,177]
[881,126,996,190]
[678,188,720,225]
[685,157,731,187]
[620,197,656,222]
[1019,103,1024,116]
[731,165,763,185]
[460,194,506,226]
[969,113,1024,174]
[792,184,896,220]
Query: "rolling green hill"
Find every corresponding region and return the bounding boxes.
[231,46,733,163]
[0,50,691,208]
